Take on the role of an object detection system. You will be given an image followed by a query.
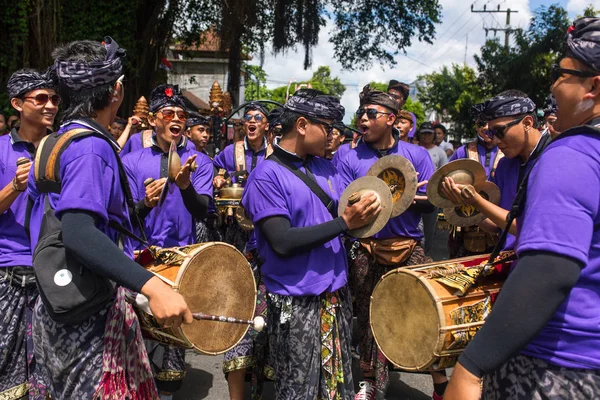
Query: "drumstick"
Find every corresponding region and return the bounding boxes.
[16,157,30,166]
[192,313,266,332]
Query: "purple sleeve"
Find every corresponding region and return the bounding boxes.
[54,152,114,225]
[242,177,290,222]
[213,145,231,171]
[449,145,466,161]
[120,133,137,157]
[337,153,355,191]
[517,146,599,264]
[191,152,214,196]
[122,154,141,202]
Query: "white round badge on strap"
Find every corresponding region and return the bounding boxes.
[54,269,73,287]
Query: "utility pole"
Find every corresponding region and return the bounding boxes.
[471,4,518,49]
[464,32,468,65]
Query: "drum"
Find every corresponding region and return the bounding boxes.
[370,252,513,371]
[133,242,257,355]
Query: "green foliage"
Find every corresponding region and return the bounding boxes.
[417,64,485,138]
[581,4,600,17]
[404,97,425,127]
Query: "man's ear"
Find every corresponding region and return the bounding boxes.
[10,98,23,113]
[387,113,396,127]
[148,113,157,128]
[585,75,600,101]
[296,116,308,137]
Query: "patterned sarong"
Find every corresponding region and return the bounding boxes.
[0,276,41,400]
[349,242,430,397]
[266,286,354,400]
[32,287,157,399]
[483,354,600,400]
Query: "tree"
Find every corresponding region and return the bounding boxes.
[475,5,570,107]
[417,64,485,138]
[244,64,271,101]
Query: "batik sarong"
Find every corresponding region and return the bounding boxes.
[349,242,430,397]
[266,285,354,400]
[32,287,157,399]
[0,274,41,400]
[483,354,600,400]
[222,252,270,400]
[195,213,223,244]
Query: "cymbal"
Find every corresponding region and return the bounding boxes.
[235,205,254,231]
[338,176,393,238]
[367,155,418,218]
[427,159,487,208]
[444,181,501,227]
[167,140,181,183]
[219,184,244,200]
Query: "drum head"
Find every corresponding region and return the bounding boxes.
[370,269,442,370]
[177,242,257,355]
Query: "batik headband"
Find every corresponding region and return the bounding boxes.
[284,89,345,121]
[7,68,56,99]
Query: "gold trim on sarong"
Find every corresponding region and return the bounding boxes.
[0,382,29,400]
[155,370,186,382]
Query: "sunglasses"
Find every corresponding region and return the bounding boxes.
[243,113,265,122]
[550,64,599,84]
[484,116,525,139]
[356,108,392,120]
[307,117,336,135]
[158,109,188,122]
[23,93,61,106]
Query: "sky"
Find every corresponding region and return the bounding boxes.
[249,0,599,122]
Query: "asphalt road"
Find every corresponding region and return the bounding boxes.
[175,227,452,399]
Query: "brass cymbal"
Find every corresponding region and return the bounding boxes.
[219,184,244,200]
[167,140,181,183]
[444,181,501,227]
[367,155,418,218]
[338,176,393,238]
[427,159,487,209]
[235,205,254,231]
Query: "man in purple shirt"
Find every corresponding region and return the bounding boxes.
[27,38,192,400]
[122,84,213,398]
[243,89,379,399]
[336,85,438,399]
[441,90,551,254]
[0,68,57,399]
[446,17,600,399]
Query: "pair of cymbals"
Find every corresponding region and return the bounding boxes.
[443,181,501,227]
[427,159,487,209]
[153,141,198,206]
[338,155,418,238]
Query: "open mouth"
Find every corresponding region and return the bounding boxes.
[170,125,182,136]
[359,125,369,134]
[248,125,257,134]
[42,112,55,118]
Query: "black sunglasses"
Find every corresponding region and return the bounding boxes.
[484,116,526,139]
[551,64,599,84]
[243,113,265,122]
[307,117,335,135]
[23,93,61,106]
[356,108,392,120]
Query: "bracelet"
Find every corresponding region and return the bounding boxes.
[12,178,25,193]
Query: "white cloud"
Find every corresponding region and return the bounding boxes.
[250,0,534,122]
[567,0,600,15]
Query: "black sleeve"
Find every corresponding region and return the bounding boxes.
[61,210,154,293]
[133,199,152,219]
[458,251,582,378]
[409,198,435,214]
[179,185,209,219]
[257,215,349,257]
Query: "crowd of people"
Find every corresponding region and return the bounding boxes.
[1,14,600,400]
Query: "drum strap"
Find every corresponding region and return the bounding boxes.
[267,151,336,218]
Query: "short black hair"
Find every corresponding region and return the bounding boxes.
[52,40,115,122]
[279,110,303,136]
[112,117,126,126]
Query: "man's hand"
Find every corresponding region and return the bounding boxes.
[341,191,382,230]
[175,155,197,190]
[140,276,193,328]
[13,159,32,192]
[443,363,482,400]
[144,178,166,208]
[441,176,477,205]
[128,116,140,127]
[213,175,227,189]
[413,179,428,203]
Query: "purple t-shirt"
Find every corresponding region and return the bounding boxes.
[122,145,213,248]
[27,120,135,258]
[241,149,347,296]
[449,140,501,179]
[331,143,352,170]
[120,132,195,156]
[515,132,600,369]
[337,138,434,240]
[491,157,519,251]
[213,137,268,183]
[0,130,36,267]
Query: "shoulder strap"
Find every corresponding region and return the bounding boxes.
[267,154,336,218]
[141,130,153,148]
[234,141,246,172]
[466,141,479,161]
[32,128,148,245]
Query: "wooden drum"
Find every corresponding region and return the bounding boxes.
[370,252,513,371]
[134,242,257,355]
